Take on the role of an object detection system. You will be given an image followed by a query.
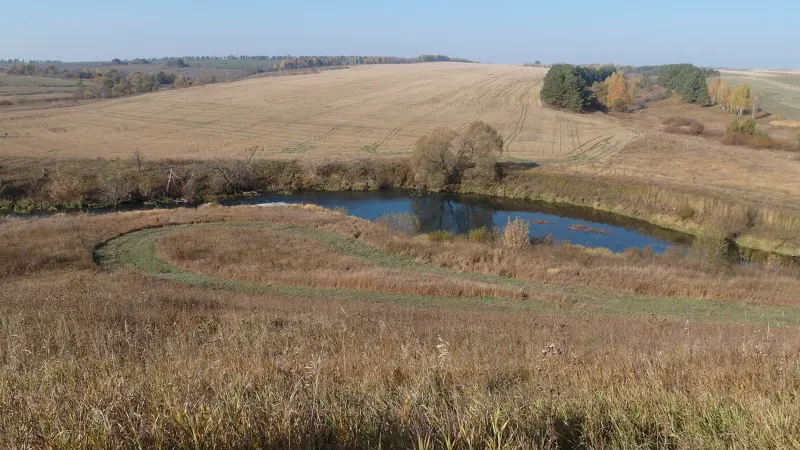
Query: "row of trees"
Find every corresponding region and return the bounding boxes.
[540,65,616,111]
[4,54,472,81]
[109,58,152,65]
[0,59,61,65]
[143,54,472,65]
[75,70,214,99]
[4,63,102,79]
[708,78,759,118]
[623,64,719,79]
[5,63,63,76]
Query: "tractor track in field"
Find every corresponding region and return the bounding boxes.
[504,85,531,154]
[370,80,475,147]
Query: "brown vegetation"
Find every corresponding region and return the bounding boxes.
[662,116,705,135]
[159,226,522,299]
[411,121,504,187]
[2,206,800,447]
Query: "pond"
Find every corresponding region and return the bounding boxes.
[225,190,693,253]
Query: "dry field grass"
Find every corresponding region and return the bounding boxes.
[719,69,800,120]
[567,96,800,211]
[0,73,76,104]
[3,205,800,447]
[0,63,637,162]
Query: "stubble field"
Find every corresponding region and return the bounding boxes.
[719,69,800,120]
[0,63,637,163]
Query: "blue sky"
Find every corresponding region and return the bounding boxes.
[2,0,795,68]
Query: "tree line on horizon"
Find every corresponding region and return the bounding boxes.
[1,54,472,70]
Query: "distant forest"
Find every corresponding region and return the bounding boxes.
[0,54,472,70]
[0,54,474,100]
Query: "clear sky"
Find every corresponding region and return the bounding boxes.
[2,0,796,68]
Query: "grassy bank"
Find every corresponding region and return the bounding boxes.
[2,155,799,257]
[2,206,800,447]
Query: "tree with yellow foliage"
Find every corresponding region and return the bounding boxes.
[605,72,630,112]
[716,80,732,111]
[707,77,721,105]
[730,83,751,116]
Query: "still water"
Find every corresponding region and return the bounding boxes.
[227,190,693,253]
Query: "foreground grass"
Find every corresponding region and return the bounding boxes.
[3,206,800,447]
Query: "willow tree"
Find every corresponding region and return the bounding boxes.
[412,121,504,187]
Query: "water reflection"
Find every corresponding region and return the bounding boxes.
[229,190,693,254]
[411,195,494,233]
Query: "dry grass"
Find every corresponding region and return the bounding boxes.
[718,69,800,120]
[2,206,800,447]
[770,119,800,128]
[159,227,523,299]
[0,63,636,162]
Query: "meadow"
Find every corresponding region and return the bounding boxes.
[0,73,77,104]
[2,204,800,447]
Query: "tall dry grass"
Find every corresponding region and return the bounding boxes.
[2,270,800,448]
[2,206,800,446]
[158,227,523,299]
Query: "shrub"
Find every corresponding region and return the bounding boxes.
[727,119,757,136]
[428,230,454,242]
[722,132,794,150]
[181,171,212,203]
[676,202,696,221]
[468,226,496,242]
[663,117,704,135]
[502,217,530,250]
[377,212,420,235]
[0,100,12,106]
[691,233,734,266]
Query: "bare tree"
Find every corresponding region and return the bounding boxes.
[751,92,762,119]
[131,150,144,173]
[97,173,135,208]
[166,169,183,194]
[213,147,261,193]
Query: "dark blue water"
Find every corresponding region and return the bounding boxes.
[227,191,693,253]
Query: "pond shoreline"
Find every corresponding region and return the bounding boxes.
[3,183,797,264]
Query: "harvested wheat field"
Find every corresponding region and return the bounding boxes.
[0,63,636,162]
[719,69,800,120]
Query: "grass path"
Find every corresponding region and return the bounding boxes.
[95,221,800,325]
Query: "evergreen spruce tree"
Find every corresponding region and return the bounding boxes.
[540,64,589,112]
